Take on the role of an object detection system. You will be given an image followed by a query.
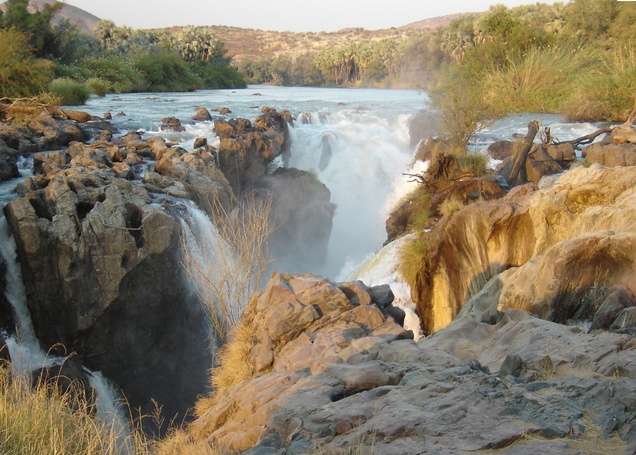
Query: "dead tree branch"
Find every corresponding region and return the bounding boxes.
[508,120,539,185]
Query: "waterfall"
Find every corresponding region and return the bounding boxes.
[178,201,244,347]
[287,110,416,278]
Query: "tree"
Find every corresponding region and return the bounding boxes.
[0,0,62,58]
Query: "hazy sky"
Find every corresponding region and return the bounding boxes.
[64,0,558,31]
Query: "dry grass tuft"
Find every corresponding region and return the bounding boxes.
[398,233,431,287]
[439,197,465,218]
[181,194,272,345]
[0,365,150,455]
[157,430,227,455]
[208,321,255,394]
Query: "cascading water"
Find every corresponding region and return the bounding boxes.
[288,109,417,278]
[178,201,245,349]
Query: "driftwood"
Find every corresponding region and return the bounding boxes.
[554,127,613,148]
[507,120,540,185]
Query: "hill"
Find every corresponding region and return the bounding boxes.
[401,12,473,30]
[0,0,100,33]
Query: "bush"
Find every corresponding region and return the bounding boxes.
[48,78,90,105]
[79,55,146,93]
[456,153,488,177]
[399,233,431,288]
[133,50,199,92]
[565,44,636,122]
[86,77,111,97]
[192,62,247,89]
[0,28,53,98]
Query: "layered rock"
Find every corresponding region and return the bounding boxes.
[177,274,636,454]
[411,165,636,334]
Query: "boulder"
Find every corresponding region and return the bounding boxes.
[160,117,186,132]
[62,110,92,123]
[584,143,636,167]
[212,107,232,116]
[193,137,207,149]
[255,168,335,273]
[215,110,290,193]
[487,140,514,161]
[0,140,19,182]
[193,107,213,121]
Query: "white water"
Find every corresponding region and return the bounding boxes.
[178,202,247,346]
[288,109,417,276]
[347,234,424,340]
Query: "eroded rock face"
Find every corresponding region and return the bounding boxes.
[4,142,215,433]
[413,165,636,334]
[255,168,335,273]
[182,274,636,454]
[215,109,291,193]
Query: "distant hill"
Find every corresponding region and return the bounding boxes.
[0,0,100,33]
[401,13,472,30]
[158,13,473,64]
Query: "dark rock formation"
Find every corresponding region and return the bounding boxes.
[255,168,335,273]
[3,136,231,433]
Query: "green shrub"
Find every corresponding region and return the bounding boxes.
[565,43,636,122]
[133,50,199,92]
[48,78,90,105]
[192,63,247,89]
[86,78,111,97]
[79,55,146,93]
[0,28,53,98]
[457,153,488,177]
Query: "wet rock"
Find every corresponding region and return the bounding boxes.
[193,107,213,121]
[0,140,19,182]
[193,137,207,149]
[103,112,112,120]
[160,117,186,132]
[62,110,92,123]
[215,110,290,193]
[212,107,232,116]
[487,140,514,160]
[5,159,211,434]
[32,359,95,406]
[255,168,334,273]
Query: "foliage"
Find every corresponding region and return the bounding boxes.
[86,77,111,97]
[0,0,60,58]
[133,50,199,92]
[456,153,488,177]
[0,28,53,98]
[399,233,430,289]
[48,78,91,105]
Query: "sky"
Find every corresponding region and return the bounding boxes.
[63,0,559,31]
